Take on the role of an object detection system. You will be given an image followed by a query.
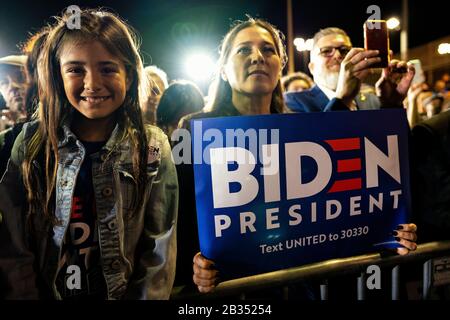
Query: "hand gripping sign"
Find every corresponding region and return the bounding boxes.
[192,109,411,280]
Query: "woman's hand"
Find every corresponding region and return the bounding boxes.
[395,223,418,255]
[193,252,219,293]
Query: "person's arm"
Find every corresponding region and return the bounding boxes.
[376,59,415,108]
[0,130,39,299]
[124,131,179,300]
[406,85,424,128]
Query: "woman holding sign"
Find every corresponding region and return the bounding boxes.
[175,17,286,290]
[179,17,417,294]
[177,16,286,292]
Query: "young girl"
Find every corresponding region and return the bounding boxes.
[0,9,178,300]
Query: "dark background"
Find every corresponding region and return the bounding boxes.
[0,0,447,92]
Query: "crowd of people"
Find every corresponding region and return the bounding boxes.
[0,6,448,300]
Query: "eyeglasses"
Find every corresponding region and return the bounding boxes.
[318,46,352,57]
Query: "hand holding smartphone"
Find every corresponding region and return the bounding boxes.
[364,20,390,68]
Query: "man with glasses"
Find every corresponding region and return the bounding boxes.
[285,27,415,112]
[0,55,27,177]
[285,28,418,300]
[0,55,27,131]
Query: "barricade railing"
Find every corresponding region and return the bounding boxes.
[170,240,450,300]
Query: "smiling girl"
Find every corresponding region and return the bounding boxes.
[0,9,178,300]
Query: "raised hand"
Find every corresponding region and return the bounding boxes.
[335,48,381,108]
[376,59,415,108]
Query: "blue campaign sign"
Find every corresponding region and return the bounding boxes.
[191,109,411,280]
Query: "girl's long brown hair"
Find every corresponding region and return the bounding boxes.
[23,9,148,226]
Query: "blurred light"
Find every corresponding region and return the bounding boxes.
[294,37,313,52]
[305,39,314,51]
[387,17,400,30]
[184,52,215,81]
[438,43,450,55]
[294,37,304,47]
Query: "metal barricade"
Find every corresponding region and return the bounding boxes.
[171,240,450,300]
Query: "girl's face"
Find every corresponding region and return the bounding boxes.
[223,26,281,97]
[59,40,129,120]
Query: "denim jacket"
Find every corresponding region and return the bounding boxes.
[0,120,178,300]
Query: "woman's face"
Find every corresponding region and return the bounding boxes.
[59,40,129,120]
[223,26,282,97]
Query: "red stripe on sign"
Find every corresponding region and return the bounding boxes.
[337,158,361,172]
[325,138,360,151]
[328,178,362,193]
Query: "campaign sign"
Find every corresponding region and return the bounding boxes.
[191,109,411,280]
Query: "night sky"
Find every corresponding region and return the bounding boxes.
[0,0,447,92]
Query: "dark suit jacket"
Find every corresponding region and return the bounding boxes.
[284,85,381,112]
[411,111,450,242]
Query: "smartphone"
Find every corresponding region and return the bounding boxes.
[409,59,426,85]
[364,20,390,68]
